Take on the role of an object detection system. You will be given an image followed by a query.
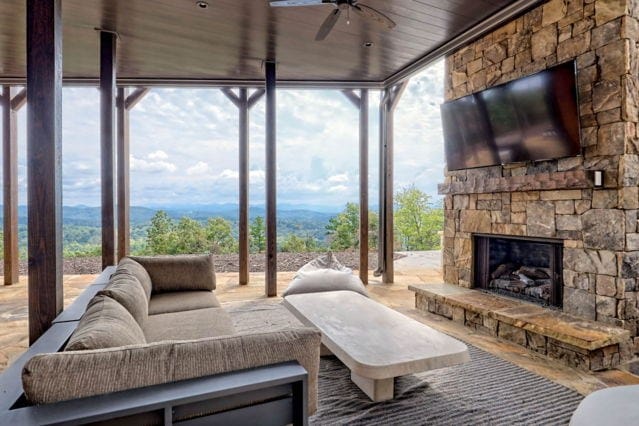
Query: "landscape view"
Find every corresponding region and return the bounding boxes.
[0,62,445,273]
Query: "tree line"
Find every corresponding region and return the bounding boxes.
[142,186,443,255]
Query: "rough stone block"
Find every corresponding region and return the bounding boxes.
[575,199,591,214]
[597,39,630,80]
[564,287,596,320]
[556,214,582,231]
[563,248,617,275]
[531,25,557,61]
[555,200,575,214]
[526,201,556,237]
[526,331,547,354]
[542,0,567,26]
[592,80,621,112]
[591,18,622,50]
[596,295,617,318]
[591,189,618,208]
[596,274,617,297]
[460,210,492,233]
[557,31,591,62]
[621,251,639,278]
[595,0,630,26]
[540,190,583,200]
[498,323,527,346]
[627,233,639,251]
[619,187,639,209]
[596,122,627,155]
[582,209,625,250]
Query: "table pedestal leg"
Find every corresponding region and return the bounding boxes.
[350,372,394,402]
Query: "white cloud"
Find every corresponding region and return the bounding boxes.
[130,156,177,173]
[327,173,349,184]
[148,150,169,161]
[186,161,210,176]
[218,169,239,180]
[328,185,348,193]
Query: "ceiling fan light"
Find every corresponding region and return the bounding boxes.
[363,41,374,47]
[196,1,209,9]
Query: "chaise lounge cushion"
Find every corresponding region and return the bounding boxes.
[23,328,322,413]
[99,274,148,324]
[148,290,221,315]
[65,295,146,351]
[112,257,153,301]
[130,254,216,293]
[143,307,235,342]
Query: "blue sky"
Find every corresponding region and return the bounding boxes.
[8,61,444,210]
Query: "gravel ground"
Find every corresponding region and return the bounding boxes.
[0,251,404,275]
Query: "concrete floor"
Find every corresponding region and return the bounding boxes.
[2,253,639,397]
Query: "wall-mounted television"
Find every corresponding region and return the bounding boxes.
[441,61,581,171]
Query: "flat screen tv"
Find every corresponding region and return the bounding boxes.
[441,61,581,171]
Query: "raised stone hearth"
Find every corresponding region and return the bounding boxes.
[410,284,631,371]
[438,0,639,362]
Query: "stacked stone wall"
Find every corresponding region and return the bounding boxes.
[441,0,639,346]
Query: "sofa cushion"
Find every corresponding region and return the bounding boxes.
[143,307,235,343]
[65,295,146,351]
[113,257,152,301]
[130,254,216,292]
[99,274,148,324]
[283,269,368,297]
[148,291,221,315]
[23,328,321,413]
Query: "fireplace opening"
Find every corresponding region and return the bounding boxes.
[472,234,563,308]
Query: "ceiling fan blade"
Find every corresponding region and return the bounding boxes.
[315,8,341,41]
[352,4,396,30]
[270,0,334,7]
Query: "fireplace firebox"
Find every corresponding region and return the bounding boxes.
[472,234,563,307]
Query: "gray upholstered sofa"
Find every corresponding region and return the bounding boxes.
[3,255,321,425]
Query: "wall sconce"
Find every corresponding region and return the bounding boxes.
[593,170,604,188]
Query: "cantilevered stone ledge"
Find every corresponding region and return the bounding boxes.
[438,170,592,195]
[409,283,631,371]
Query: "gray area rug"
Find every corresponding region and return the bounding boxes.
[224,300,583,425]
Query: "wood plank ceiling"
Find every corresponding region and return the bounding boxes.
[0,0,515,83]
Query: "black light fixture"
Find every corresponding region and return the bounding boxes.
[196,1,209,9]
[363,41,374,47]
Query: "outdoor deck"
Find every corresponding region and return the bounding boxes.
[2,254,638,398]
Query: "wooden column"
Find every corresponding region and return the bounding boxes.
[341,89,369,284]
[222,88,265,286]
[116,88,129,261]
[26,0,63,344]
[116,87,149,261]
[2,87,25,286]
[265,62,277,297]
[377,82,408,284]
[100,31,117,269]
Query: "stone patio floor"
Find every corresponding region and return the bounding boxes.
[2,254,639,397]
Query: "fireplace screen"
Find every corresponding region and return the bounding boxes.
[472,235,563,307]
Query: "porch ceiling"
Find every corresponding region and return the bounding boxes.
[0,0,517,86]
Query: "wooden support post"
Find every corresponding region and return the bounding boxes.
[100,31,117,270]
[116,88,129,261]
[359,89,369,284]
[340,89,369,284]
[2,87,25,286]
[116,87,148,261]
[221,88,264,285]
[265,62,277,297]
[26,0,63,344]
[377,82,408,284]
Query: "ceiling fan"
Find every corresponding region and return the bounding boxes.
[269,0,396,41]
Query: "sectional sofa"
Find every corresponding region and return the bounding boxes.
[0,255,321,425]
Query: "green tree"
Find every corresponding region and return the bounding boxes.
[173,217,208,254]
[146,211,175,254]
[249,216,266,253]
[326,203,378,250]
[394,185,444,250]
[206,217,237,254]
[280,233,320,253]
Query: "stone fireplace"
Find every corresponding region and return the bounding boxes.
[438,0,639,355]
[473,234,563,307]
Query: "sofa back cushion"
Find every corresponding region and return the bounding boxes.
[65,295,146,351]
[130,254,216,293]
[113,257,152,301]
[99,274,148,325]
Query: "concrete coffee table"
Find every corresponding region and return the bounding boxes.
[283,290,470,401]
